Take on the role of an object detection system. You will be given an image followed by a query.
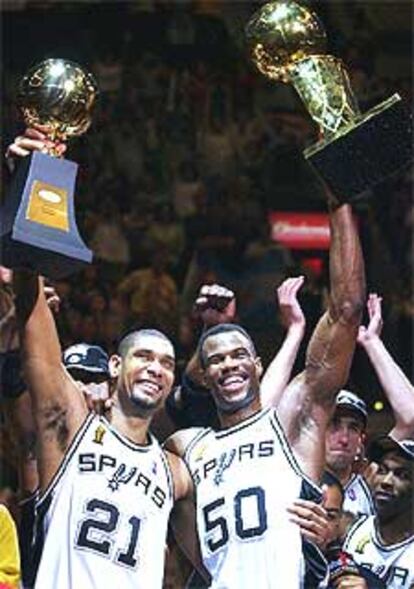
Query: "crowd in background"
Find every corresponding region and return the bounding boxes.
[1,0,413,484]
[1,3,413,589]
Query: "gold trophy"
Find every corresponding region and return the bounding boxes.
[245,1,413,201]
[1,58,98,277]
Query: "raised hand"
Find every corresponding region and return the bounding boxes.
[44,284,61,314]
[357,293,383,346]
[193,284,236,328]
[77,381,112,415]
[277,276,306,332]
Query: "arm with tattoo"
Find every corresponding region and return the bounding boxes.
[277,200,365,481]
[14,271,87,491]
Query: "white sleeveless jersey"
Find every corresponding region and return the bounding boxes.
[184,408,327,589]
[343,515,414,588]
[343,473,376,517]
[33,414,174,589]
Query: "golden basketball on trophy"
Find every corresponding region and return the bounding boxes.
[1,59,98,277]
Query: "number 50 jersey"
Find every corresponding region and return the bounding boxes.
[184,408,325,589]
[33,414,174,589]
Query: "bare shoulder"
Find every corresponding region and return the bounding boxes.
[164,427,205,457]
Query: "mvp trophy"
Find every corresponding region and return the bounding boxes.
[245,1,413,201]
[1,58,98,278]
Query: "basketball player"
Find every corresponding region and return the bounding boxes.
[8,127,194,589]
[343,436,414,588]
[7,129,330,589]
[167,194,366,588]
[326,293,414,520]
[13,264,196,589]
[325,389,375,518]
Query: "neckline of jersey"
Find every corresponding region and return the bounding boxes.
[215,407,270,438]
[100,415,155,451]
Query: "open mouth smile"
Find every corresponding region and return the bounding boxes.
[136,380,162,395]
[219,374,248,392]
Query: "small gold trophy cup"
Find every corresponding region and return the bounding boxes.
[245,1,413,201]
[1,58,98,277]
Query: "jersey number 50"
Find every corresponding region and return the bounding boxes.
[203,486,267,552]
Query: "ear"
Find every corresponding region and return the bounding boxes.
[109,354,122,379]
[255,356,263,380]
[198,369,209,388]
[356,431,366,458]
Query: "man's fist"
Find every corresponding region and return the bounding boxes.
[193,284,236,328]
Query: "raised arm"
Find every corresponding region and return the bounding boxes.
[357,293,414,440]
[277,199,365,481]
[185,284,237,383]
[14,271,87,490]
[261,276,306,407]
[8,129,87,491]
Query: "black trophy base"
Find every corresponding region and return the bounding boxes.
[1,234,90,279]
[1,151,92,279]
[304,94,413,202]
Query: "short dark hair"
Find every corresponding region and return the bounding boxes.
[117,328,173,358]
[321,470,344,501]
[197,323,257,368]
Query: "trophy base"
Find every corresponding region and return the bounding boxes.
[1,236,91,279]
[304,94,413,202]
[1,151,92,279]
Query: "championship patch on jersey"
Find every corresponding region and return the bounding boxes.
[355,535,371,554]
[194,443,208,462]
[93,425,106,445]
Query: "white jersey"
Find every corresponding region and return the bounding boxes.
[33,414,174,589]
[343,515,414,588]
[343,473,375,517]
[184,408,327,589]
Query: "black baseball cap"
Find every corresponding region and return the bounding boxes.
[368,435,414,463]
[335,390,368,426]
[63,343,110,376]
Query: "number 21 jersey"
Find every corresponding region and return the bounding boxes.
[33,414,174,589]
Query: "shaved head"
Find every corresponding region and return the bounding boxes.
[117,329,174,359]
[197,323,256,368]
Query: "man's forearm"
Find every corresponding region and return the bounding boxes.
[14,271,62,368]
[261,324,304,407]
[305,203,365,399]
[362,336,414,437]
[328,204,365,322]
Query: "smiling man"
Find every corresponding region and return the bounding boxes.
[8,127,198,589]
[12,272,190,589]
[343,436,414,588]
[167,193,366,588]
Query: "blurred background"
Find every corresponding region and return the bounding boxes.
[2,0,413,413]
